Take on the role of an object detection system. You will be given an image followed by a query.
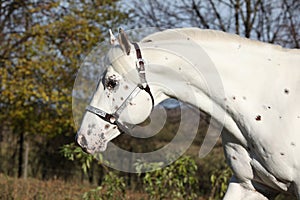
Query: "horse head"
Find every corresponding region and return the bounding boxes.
[76,29,154,154]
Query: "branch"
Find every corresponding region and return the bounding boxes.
[191,0,210,29]
[283,0,299,48]
[208,0,226,31]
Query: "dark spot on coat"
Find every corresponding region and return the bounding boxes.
[113,126,117,129]
[104,124,110,130]
[297,116,300,119]
[232,96,236,100]
[280,152,285,156]
[255,115,261,121]
[88,124,96,129]
[120,97,124,101]
[291,142,296,146]
[143,39,152,43]
[87,129,92,135]
[165,57,168,60]
[124,85,129,90]
[100,132,105,140]
[242,96,247,100]
[112,98,115,102]
[263,105,272,110]
[268,58,272,61]
[279,116,282,119]
[114,106,118,110]
[284,88,289,94]
[232,156,237,160]
[187,37,190,40]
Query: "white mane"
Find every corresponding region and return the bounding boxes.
[142,28,299,55]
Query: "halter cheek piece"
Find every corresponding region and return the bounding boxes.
[85,43,154,127]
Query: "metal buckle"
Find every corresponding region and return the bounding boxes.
[136,58,145,69]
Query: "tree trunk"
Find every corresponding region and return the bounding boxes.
[17,131,24,178]
[23,142,29,179]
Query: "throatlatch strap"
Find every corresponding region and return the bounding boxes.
[132,42,154,107]
[132,42,147,85]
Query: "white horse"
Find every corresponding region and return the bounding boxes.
[75,28,300,199]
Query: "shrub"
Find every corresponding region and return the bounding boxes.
[136,156,199,200]
[82,171,126,200]
[209,167,232,200]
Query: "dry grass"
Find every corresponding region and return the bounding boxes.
[0,173,91,200]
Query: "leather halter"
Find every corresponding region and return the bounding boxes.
[85,43,154,127]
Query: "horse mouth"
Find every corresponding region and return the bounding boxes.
[76,128,122,154]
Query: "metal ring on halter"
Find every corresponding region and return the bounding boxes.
[136,58,145,69]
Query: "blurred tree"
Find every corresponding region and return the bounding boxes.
[129,0,300,48]
[0,0,128,178]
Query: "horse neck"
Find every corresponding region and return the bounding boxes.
[142,41,228,128]
[141,39,300,145]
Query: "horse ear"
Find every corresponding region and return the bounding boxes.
[109,29,118,45]
[118,28,131,55]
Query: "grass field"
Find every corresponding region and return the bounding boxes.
[0,173,92,200]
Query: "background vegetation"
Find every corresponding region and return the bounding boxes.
[0,0,299,199]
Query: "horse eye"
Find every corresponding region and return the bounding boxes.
[105,76,119,90]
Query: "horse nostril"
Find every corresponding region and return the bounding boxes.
[82,146,89,153]
[75,135,90,153]
[75,134,88,147]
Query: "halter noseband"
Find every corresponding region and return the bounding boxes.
[85,42,154,127]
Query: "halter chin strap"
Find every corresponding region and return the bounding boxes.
[85,42,154,127]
